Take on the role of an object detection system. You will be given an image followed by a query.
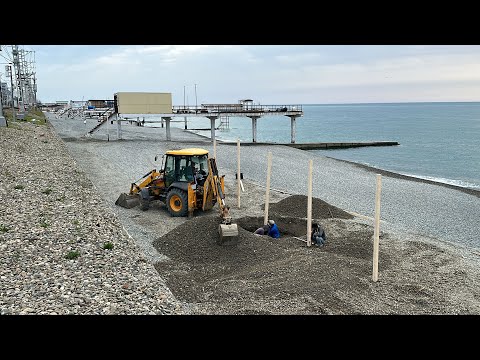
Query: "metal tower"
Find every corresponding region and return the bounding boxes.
[11,45,37,111]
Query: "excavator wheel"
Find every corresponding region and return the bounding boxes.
[139,188,150,211]
[140,198,150,211]
[166,188,188,217]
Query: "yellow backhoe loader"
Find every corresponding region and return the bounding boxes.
[115,148,238,243]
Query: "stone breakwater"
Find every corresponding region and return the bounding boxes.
[0,121,186,314]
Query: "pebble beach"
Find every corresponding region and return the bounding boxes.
[1,113,480,315]
[0,120,186,314]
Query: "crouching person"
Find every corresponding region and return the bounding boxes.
[311,222,327,247]
[254,224,270,236]
[267,219,280,239]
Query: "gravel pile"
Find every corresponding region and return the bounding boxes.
[153,207,480,314]
[266,194,354,220]
[0,121,187,314]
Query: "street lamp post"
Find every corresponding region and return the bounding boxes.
[183,85,187,129]
[183,85,186,111]
[194,83,198,113]
[8,65,16,122]
[0,73,6,127]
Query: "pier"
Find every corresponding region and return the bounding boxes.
[113,103,304,143]
[82,94,397,148]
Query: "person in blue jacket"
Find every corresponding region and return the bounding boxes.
[267,219,280,238]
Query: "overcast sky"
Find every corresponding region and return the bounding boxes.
[3,45,480,105]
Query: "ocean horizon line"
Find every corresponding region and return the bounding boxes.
[165,100,480,107]
[300,101,480,106]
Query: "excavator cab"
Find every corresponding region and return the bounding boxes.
[163,153,208,185]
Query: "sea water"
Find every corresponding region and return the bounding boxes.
[146,102,480,190]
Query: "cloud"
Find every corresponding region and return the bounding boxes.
[26,45,480,103]
[93,45,212,66]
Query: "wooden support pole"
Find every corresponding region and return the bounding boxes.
[117,119,122,140]
[165,117,171,141]
[237,139,241,208]
[264,152,272,225]
[213,138,217,159]
[307,159,313,247]
[291,116,297,144]
[210,117,216,142]
[372,174,382,282]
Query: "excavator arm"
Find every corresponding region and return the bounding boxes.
[129,169,163,194]
[206,158,232,224]
[205,157,238,244]
[116,169,163,209]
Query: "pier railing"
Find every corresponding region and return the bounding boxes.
[172,104,303,114]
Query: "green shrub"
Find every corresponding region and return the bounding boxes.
[65,250,80,260]
[0,224,10,233]
[42,188,52,195]
[103,242,114,250]
[40,220,49,228]
[14,184,24,190]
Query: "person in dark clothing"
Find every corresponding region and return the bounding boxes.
[311,222,327,246]
[267,219,280,238]
[193,163,207,186]
[254,224,270,236]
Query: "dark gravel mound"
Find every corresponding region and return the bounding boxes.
[152,214,394,314]
[151,205,475,314]
[267,194,354,220]
[153,215,294,276]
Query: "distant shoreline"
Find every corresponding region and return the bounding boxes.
[177,127,480,198]
[329,157,480,198]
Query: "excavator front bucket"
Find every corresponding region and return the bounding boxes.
[115,193,140,209]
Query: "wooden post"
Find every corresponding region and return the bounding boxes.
[237,139,241,208]
[264,152,272,225]
[307,159,313,247]
[372,174,382,282]
[213,138,217,159]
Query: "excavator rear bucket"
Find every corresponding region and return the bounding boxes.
[115,193,140,209]
[217,223,239,245]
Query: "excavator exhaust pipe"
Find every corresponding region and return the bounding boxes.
[115,193,140,209]
[217,223,239,245]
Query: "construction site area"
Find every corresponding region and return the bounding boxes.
[36,108,480,315]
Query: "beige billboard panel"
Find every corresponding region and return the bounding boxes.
[116,92,172,114]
